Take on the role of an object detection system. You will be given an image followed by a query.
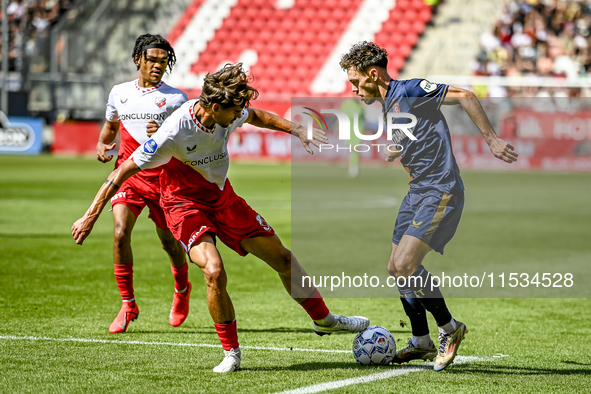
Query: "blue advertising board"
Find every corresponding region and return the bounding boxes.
[0,115,44,155]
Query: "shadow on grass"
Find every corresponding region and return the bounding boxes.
[241,362,428,372]
[129,326,316,335]
[562,360,591,367]
[0,233,70,238]
[449,362,591,376]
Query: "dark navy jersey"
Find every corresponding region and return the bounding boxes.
[383,78,464,194]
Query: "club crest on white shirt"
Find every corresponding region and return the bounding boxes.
[155,97,166,108]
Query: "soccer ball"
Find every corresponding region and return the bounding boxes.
[352,325,396,365]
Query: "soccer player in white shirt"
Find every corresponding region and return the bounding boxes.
[96,34,191,333]
[73,63,370,372]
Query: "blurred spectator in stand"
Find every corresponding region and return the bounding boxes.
[475,0,591,98]
[0,0,71,73]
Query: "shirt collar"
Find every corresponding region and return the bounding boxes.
[135,79,164,94]
[189,100,215,134]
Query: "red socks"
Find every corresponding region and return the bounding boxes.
[212,291,328,350]
[299,289,330,321]
[115,263,188,303]
[114,264,134,303]
[214,320,239,350]
[170,262,189,291]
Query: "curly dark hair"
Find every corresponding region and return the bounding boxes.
[199,63,259,109]
[339,41,388,73]
[132,34,176,73]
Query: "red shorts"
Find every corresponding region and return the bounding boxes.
[163,186,276,257]
[109,174,168,230]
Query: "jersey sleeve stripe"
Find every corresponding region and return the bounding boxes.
[436,85,449,111]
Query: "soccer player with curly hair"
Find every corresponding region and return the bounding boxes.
[96,34,191,334]
[340,41,518,371]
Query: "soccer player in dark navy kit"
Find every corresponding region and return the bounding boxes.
[340,41,518,371]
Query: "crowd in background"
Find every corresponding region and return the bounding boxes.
[2,0,586,97]
[475,0,591,96]
[1,0,71,72]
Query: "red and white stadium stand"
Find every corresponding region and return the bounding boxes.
[166,0,433,99]
[154,0,436,163]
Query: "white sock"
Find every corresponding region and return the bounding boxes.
[439,318,458,334]
[314,313,335,326]
[412,334,432,349]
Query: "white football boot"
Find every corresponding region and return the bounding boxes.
[213,347,241,373]
[314,314,370,336]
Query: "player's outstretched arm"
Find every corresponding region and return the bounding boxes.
[72,159,141,245]
[444,87,518,164]
[245,108,328,155]
[96,120,120,163]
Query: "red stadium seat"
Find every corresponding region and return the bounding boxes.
[396,0,412,10]
[322,0,341,7]
[316,8,332,20]
[290,80,309,95]
[404,9,418,21]
[390,7,404,21]
[398,44,412,58]
[332,8,349,21]
[279,18,296,30]
[404,32,419,47]
[228,18,244,32]
[398,20,412,33]
[411,21,425,35]
[216,29,232,41]
[179,0,370,96]
[390,55,406,71]
[390,32,405,43]
[242,8,259,20]
[419,9,432,23]
[293,67,309,80]
[247,0,267,7]
[411,0,427,10]
[272,53,290,66]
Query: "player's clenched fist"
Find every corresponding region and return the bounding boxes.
[96,141,117,162]
[71,215,95,245]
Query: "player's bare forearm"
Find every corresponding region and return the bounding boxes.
[449,89,496,143]
[246,108,291,132]
[445,87,518,163]
[96,120,120,162]
[246,108,328,155]
[72,159,140,245]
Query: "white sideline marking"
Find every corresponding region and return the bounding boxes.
[0,335,349,353]
[2,335,490,393]
[275,356,485,394]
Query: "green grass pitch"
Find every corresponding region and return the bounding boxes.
[0,155,590,393]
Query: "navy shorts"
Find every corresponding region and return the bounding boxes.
[392,189,464,255]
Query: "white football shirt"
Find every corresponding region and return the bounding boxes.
[131,99,249,192]
[106,79,188,170]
